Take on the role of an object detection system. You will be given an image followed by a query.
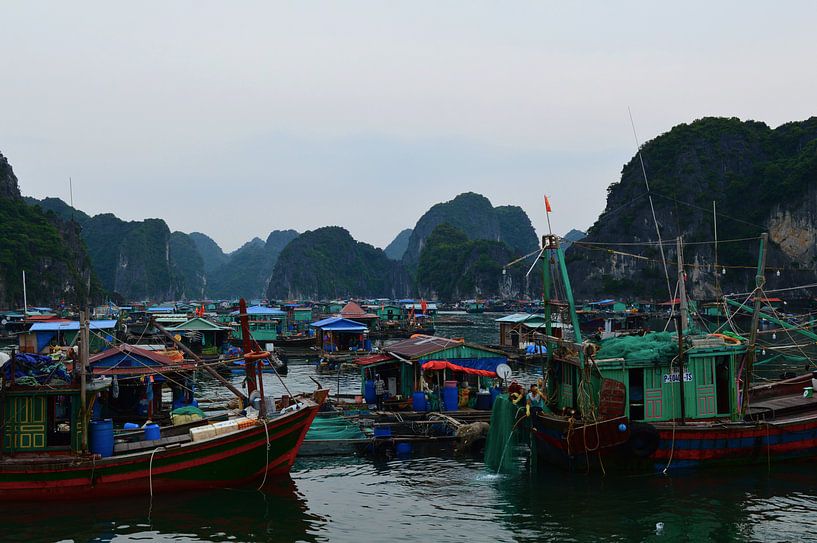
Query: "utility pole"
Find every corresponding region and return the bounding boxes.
[743,233,768,414]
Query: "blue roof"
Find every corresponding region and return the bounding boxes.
[28,320,118,332]
[229,305,287,316]
[310,317,368,332]
[589,299,616,306]
[147,306,174,312]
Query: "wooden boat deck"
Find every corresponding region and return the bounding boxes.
[746,393,817,420]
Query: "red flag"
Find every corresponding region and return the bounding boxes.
[421,299,428,314]
[544,195,552,213]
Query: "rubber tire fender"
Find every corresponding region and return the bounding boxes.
[628,423,660,458]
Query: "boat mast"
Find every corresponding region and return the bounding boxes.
[22,270,27,315]
[79,310,89,452]
[676,236,688,332]
[542,236,552,373]
[742,233,768,414]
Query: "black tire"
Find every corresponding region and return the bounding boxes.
[628,423,660,458]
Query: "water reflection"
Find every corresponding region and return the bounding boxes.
[3,476,322,543]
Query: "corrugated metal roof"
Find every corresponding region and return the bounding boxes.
[385,335,463,358]
[89,344,177,365]
[28,320,118,332]
[340,302,377,319]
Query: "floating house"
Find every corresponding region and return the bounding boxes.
[285,306,314,332]
[227,305,288,345]
[18,320,118,355]
[495,313,560,349]
[464,300,485,313]
[166,317,231,356]
[376,304,404,322]
[357,335,507,404]
[310,317,370,353]
[339,302,378,329]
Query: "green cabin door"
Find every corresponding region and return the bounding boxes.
[560,363,574,410]
[644,368,664,421]
[690,358,717,418]
[4,395,47,450]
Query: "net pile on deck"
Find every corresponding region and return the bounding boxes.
[596,332,678,363]
[1,353,72,386]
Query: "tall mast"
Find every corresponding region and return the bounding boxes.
[79,310,89,452]
[742,233,768,414]
[22,270,27,315]
[676,237,688,332]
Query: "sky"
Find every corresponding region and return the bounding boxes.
[1,1,816,252]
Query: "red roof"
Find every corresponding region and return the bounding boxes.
[26,316,69,322]
[340,301,377,319]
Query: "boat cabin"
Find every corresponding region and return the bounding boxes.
[227,306,288,344]
[547,332,746,422]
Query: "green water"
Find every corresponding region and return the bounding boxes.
[8,314,817,542]
[5,456,817,542]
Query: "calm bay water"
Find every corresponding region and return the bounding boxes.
[7,314,817,542]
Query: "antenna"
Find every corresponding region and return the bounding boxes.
[69,177,75,223]
[627,107,674,314]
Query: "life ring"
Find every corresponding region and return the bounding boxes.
[628,423,660,458]
[708,333,741,345]
[244,351,270,361]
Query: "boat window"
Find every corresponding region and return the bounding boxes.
[629,368,644,420]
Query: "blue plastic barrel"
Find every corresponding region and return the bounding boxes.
[395,442,412,456]
[412,391,428,412]
[373,426,392,438]
[144,423,161,441]
[89,419,114,458]
[443,385,459,412]
[123,422,140,430]
[476,392,491,411]
[364,380,376,404]
[489,387,501,407]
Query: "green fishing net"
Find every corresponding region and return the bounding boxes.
[305,415,366,440]
[595,332,678,363]
[484,394,525,473]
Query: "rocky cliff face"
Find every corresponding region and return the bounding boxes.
[402,192,537,267]
[566,117,817,300]
[268,226,410,300]
[384,228,413,260]
[0,152,97,308]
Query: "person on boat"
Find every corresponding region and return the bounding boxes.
[375,374,386,410]
[526,384,545,417]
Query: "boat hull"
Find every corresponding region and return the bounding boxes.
[531,412,817,473]
[0,402,319,500]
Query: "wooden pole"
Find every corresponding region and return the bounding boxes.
[152,320,248,404]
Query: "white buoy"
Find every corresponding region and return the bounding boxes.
[656,522,664,535]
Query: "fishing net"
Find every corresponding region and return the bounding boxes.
[595,332,678,364]
[305,416,366,440]
[484,394,525,473]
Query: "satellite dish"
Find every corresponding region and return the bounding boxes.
[495,363,512,380]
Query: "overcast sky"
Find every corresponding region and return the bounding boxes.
[2,2,815,251]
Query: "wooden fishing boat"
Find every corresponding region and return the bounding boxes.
[527,233,817,473]
[0,299,321,500]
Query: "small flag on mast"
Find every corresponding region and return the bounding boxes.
[544,195,552,213]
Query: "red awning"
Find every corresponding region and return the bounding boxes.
[421,360,497,377]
